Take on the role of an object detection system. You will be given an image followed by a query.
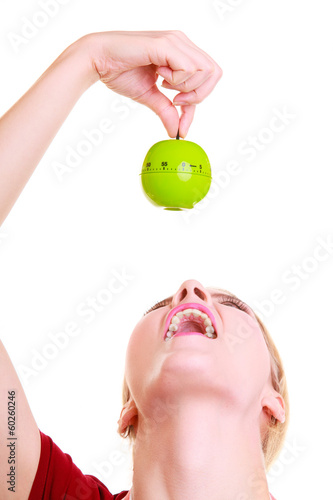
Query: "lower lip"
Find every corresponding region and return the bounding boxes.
[171,331,207,338]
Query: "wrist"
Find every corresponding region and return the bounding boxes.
[65,34,101,90]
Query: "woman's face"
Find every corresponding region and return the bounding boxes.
[125,279,273,421]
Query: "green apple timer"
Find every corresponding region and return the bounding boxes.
[140,135,212,210]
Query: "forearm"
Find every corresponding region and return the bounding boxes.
[0,35,99,226]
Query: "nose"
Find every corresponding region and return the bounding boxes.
[172,279,213,308]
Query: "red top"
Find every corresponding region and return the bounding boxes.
[29,430,277,500]
[29,431,129,500]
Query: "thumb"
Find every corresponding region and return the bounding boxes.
[135,84,180,138]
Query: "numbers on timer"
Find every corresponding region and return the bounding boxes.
[145,161,205,173]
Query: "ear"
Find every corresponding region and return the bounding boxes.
[117,396,138,434]
[261,391,286,424]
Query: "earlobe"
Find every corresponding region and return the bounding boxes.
[261,392,286,423]
[117,397,138,434]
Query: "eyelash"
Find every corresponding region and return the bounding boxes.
[216,296,249,312]
[144,296,249,315]
[144,299,170,316]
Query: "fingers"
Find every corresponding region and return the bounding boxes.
[156,65,202,87]
[134,83,195,138]
[157,59,222,102]
[152,31,223,104]
[178,104,196,138]
[160,71,208,92]
[172,69,222,106]
[134,84,180,138]
[115,31,222,138]
[159,67,215,99]
[151,32,221,136]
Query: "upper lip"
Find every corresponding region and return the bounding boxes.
[163,302,217,339]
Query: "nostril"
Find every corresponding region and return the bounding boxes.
[179,288,187,301]
[194,287,206,301]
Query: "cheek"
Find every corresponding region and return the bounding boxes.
[126,322,147,369]
[223,312,271,384]
[124,318,157,394]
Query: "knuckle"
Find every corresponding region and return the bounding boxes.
[160,30,179,41]
[216,64,223,78]
[166,30,190,42]
[185,65,197,75]
[202,59,223,78]
[206,62,221,77]
[169,30,185,37]
[209,63,217,75]
[180,79,190,91]
[189,89,201,103]
[157,34,169,44]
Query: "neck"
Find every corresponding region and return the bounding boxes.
[130,398,270,500]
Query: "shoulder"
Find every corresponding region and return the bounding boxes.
[29,431,129,500]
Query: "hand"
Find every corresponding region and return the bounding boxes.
[86,31,222,138]
[0,31,221,224]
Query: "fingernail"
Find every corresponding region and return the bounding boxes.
[173,101,188,106]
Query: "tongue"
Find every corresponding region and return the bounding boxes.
[177,320,204,334]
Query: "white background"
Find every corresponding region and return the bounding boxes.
[0,0,332,498]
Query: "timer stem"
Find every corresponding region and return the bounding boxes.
[176,129,180,140]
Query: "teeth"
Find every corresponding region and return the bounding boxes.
[165,308,217,341]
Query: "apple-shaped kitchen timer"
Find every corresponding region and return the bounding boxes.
[140,132,212,210]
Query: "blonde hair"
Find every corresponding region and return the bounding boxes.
[118,288,289,471]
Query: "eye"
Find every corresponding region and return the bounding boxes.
[215,295,250,313]
[144,298,171,316]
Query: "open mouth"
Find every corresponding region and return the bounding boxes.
[164,305,217,341]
